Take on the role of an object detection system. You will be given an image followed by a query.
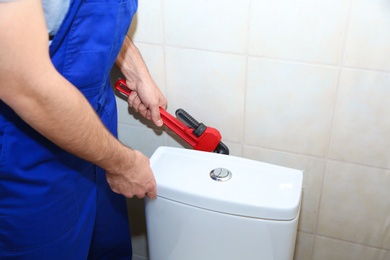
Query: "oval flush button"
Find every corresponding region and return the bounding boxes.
[210,168,232,182]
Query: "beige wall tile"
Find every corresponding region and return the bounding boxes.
[313,236,389,260]
[114,0,390,259]
[243,146,325,233]
[317,162,390,249]
[330,68,390,169]
[165,47,246,143]
[245,58,338,156]
[344,0,390,70]
[294,232,314,260]
[221,142,242,157]
[163,0,250,53]
[129,0,163,44]
[249,0,349,64]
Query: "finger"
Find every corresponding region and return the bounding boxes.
[127,91,138,110]
[149,106,163,127]
[146,189,157,199]
[138,105,149,119]
[129,94,144,113]
[146,178,157,199]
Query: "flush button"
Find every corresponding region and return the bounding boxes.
[210,168,232,182]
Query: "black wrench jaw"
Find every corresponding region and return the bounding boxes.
[175,108,206,137]
[175,108,229,155]
[214,142,229,155]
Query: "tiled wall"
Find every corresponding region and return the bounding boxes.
[111,0,390,259]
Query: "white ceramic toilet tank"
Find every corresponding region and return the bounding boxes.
[146,147,303,260]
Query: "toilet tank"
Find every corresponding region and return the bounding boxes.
[145,147,303,260]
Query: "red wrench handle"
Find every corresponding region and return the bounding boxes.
[115,79,222,152]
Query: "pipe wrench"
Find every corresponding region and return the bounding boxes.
[115,79,229,155]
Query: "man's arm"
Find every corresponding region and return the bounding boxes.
[0,0,156,199]
[115,36,167,126]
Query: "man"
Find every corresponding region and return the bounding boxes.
[0,0,166,259]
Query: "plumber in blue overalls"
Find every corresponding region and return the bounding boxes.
[0,0,167,259]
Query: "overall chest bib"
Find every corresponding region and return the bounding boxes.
[0,0,137,257]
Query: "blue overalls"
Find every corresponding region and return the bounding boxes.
[0,0,137,259]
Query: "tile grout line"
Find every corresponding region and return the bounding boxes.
[315,234,390,252]
[240,0,253,155]
[299,230,390,251]
[310,0,355,259]
[241,143,390,171]
[132,40,390,77]
[161,0,169,148]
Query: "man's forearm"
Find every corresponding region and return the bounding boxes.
[115,36,167,126]
[115,36,150,83]
[4,66,133,173]
[0,0,133,173]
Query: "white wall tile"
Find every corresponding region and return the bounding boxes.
[134,43,166,95]
[344,0,390,70]
[129,0,163,44]
[163,0,250,53]
[330,68,390,169]
[317,162,390,249]
[243,146,325,233]
[313,236,389,260]
[165,47,246,143]
[220,142,242,157]
[118,124,167,157]
[245,58,338,156]
[249,0,349,64]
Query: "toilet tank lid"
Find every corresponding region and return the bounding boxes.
[150,146,303,221]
